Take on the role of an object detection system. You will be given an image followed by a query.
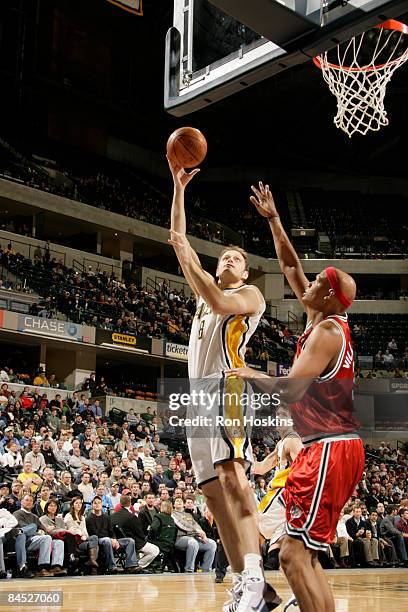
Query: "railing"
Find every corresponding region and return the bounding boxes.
[154,275,191,296]
[83,257,121,277]
[0,233,67,266]
[288,310,299,332]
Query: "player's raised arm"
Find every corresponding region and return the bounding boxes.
[250,182,310,309]
[167,155,209,297]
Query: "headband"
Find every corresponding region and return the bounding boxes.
[325,267,353,309]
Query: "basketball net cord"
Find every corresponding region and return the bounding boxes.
[316,28,408,137]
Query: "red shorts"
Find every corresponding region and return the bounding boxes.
[283,435,365,551]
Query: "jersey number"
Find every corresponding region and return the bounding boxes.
[198,320,205,340]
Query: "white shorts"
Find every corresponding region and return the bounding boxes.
[258,488,286,544]
[187,376,254,486]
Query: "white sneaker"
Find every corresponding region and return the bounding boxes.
[283,594,298,611]
[222,576,243,612]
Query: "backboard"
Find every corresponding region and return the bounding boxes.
[164,0,408,116]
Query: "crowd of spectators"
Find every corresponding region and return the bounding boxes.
[0,242,297,365]
[3,138,407,260]
[0,399,226,578]
[0,388,407,579]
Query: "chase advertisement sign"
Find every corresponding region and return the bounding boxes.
[17,316,93,343]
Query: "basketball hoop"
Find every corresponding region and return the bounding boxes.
[314,20,408,137]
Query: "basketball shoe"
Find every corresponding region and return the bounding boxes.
[283,594,298,610]
[235,571,282,612]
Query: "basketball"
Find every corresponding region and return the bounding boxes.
[166,127,207,168]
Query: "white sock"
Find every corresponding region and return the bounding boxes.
[243,554,264,581]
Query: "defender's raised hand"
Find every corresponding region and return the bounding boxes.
[250,181,278,218]
[167,154,200,191]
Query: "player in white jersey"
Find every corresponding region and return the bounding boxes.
[168,156,281,612]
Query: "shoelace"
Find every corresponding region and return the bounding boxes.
[223,579,243,611]
[236,573,264,612]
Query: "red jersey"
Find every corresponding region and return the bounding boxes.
[291,313,359,441]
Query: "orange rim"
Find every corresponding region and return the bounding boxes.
[313,19,408,72]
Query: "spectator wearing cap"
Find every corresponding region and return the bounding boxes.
[0,428,20,454]
[1,440,23,471]
[0,483,14,512]
[108,483,121,507]
[112,494,160,570]
[24,441,46,474]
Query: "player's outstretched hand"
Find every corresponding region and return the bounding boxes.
[167,154,200,190]
[226,366,264,379]
[168,230,191,266]
[250,181,278,218]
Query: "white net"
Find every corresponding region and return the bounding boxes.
[315,25,408,137]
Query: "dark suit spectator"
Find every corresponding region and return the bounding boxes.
[56,472,79,501]
[346,506,378,566]
[85,496,140,573]
[138,493,158,534]
[112,495,159,569]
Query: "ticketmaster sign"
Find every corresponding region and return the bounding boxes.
[17,315,94,343]
[165,342,188,361]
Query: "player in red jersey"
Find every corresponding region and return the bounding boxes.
[228,183,365,612]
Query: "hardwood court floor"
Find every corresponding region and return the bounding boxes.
[1,569,407,612]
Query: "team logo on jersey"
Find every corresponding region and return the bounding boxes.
[290,505,303,519]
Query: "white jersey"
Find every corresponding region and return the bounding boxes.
[188,284,265,379]
[276,431,302,471]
